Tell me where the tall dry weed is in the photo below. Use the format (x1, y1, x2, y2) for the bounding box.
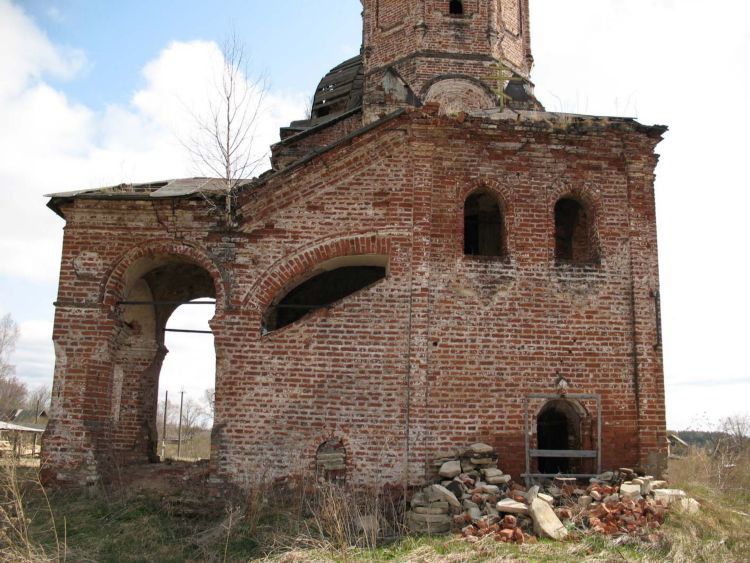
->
(0, 456, 60, 562)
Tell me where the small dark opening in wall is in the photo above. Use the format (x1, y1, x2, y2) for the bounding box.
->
(264, 265, 386, 332)
(449, 0, 464, 15)
(554, 197, 591, 262)
(316, 439, 346, 484)
(537, 407, 573, 473)
(464, 191, 503, 256)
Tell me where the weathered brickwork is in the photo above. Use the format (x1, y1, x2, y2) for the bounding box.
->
(42, 1, 667, 488)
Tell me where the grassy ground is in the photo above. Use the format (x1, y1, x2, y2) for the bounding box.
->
(1, 453, 748, 562)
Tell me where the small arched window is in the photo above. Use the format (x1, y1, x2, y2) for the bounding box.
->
(464, 191, 504, 257)
(449, 0, 464, 15)
(316, 439, 346, 484)
(554, 197, 594, 263)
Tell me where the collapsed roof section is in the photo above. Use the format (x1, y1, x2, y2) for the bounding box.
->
(46, 178, 241, 218)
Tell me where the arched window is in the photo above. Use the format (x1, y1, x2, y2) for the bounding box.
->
(449, 0, 464, 15)
(316, 439, 347, 484)
(554, 197, 594, 263)
(464, 191, 504, 257)
(263, 256, 388, 333)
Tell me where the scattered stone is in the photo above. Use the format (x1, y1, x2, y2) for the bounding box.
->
(590, 490, 602, 501)
(620, 483, 642, 498)
(468, 506, 483, 521)
(675, 497, 700, 515)
(497, 498, 529, 515)
(486, 474, 511, 485)
(426, 484, 461, 508)
(467, 443, 495, 456)
(439, 460, 461, 478)
(538, 492, 555, 506)
(414, 505, 450, 515)
(653, 489, 687, 506)
(529, 498, 568, 540)
(503, 514, 517, 528)
(578, 495, 593, 508)
(526, 485, 540, 502)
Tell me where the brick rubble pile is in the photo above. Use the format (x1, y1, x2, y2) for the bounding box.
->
(406, 444, 700, 544)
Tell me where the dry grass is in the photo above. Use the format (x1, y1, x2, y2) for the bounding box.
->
(0, 448, 748, 562)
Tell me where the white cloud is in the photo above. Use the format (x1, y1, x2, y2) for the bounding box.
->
(13, 320, 54, 388)
(0, 2, 305, 396)
(532, 0, 750, 429)
(0, 0, 84, 99)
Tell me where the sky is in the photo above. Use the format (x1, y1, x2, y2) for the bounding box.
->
(0, 0, 748, 430)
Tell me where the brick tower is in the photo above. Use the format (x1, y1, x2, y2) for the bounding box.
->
(361, 0, 539, 121)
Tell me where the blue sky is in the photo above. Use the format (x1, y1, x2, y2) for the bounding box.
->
(19, 0, 363, 109)
(1, 0, 749, 430)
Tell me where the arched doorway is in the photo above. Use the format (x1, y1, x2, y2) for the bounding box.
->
(536, 399, 585, 474)
(111, 255, 218, 465)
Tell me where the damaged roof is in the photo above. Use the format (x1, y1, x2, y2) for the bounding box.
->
(45, 178, 243, 217)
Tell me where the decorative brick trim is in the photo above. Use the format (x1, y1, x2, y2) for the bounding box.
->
(101, 240, 229, 315)
(243, 232, 394, 317)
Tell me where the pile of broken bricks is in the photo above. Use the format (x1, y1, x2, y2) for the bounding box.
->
(406, 445, 701, 544)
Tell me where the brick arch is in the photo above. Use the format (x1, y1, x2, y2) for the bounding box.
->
(459, 177, 515, 217)
(548, 180, 602, 217)
(548, 180, 602, 262)
(420, 73, 497, 102)
(302, 432, 355, 476)
(101, 240, 229, 316)
(459, 178, 514, 256)
(243, 232, 393, 316)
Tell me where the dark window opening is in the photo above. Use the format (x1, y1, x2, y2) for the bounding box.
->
(264, 265, 386, 332)
(316, 440, 347, 484)
(537, 401, 581, 474)
(554, 197, 592, 263)
(449, 0, 464, 15)
(464, 191, 504, 257)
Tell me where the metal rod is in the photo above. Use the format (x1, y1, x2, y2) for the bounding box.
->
(522, 473, 599, 479)
(161, 390, 168, 460)
(163, 329, 213, 334)
(532, 451, 589, 461)
(597, 394, 602, 474)
(177, 391, 184, 458)
(524, 396, 530, 488)
(117, 300, 216, 306)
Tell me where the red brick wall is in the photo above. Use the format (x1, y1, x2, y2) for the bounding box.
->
(361, 0, 533, 121)
(42, 110, 667, 487)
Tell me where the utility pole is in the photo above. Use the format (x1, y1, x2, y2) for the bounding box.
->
(177, 391, 184, 458)
(161, 390, 168, 460)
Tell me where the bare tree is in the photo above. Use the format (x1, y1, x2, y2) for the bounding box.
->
(180, 398, 207, 441)
(0, 314, 26, 415)
(202, 387, 215, 421)
(186, 33, 267, 225)
(719, 414, 749, 452)
(0, 313, 19, 380)
(25, 384, 51, 415)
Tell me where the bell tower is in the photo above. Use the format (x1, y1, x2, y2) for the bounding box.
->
(361, 0, 539, 122)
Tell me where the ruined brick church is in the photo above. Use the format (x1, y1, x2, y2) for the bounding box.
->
(43, 0, 667, 487)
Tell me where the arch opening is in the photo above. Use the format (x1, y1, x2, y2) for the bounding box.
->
(316, 439, 347, 484)
(449, 0, 464, 15)
(554, 197, 595, 263)
(112, 255, 217, 465)
(464, 190, 504, 257)
(263, 255, 388, 333)
(536, 399, 584, 474)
